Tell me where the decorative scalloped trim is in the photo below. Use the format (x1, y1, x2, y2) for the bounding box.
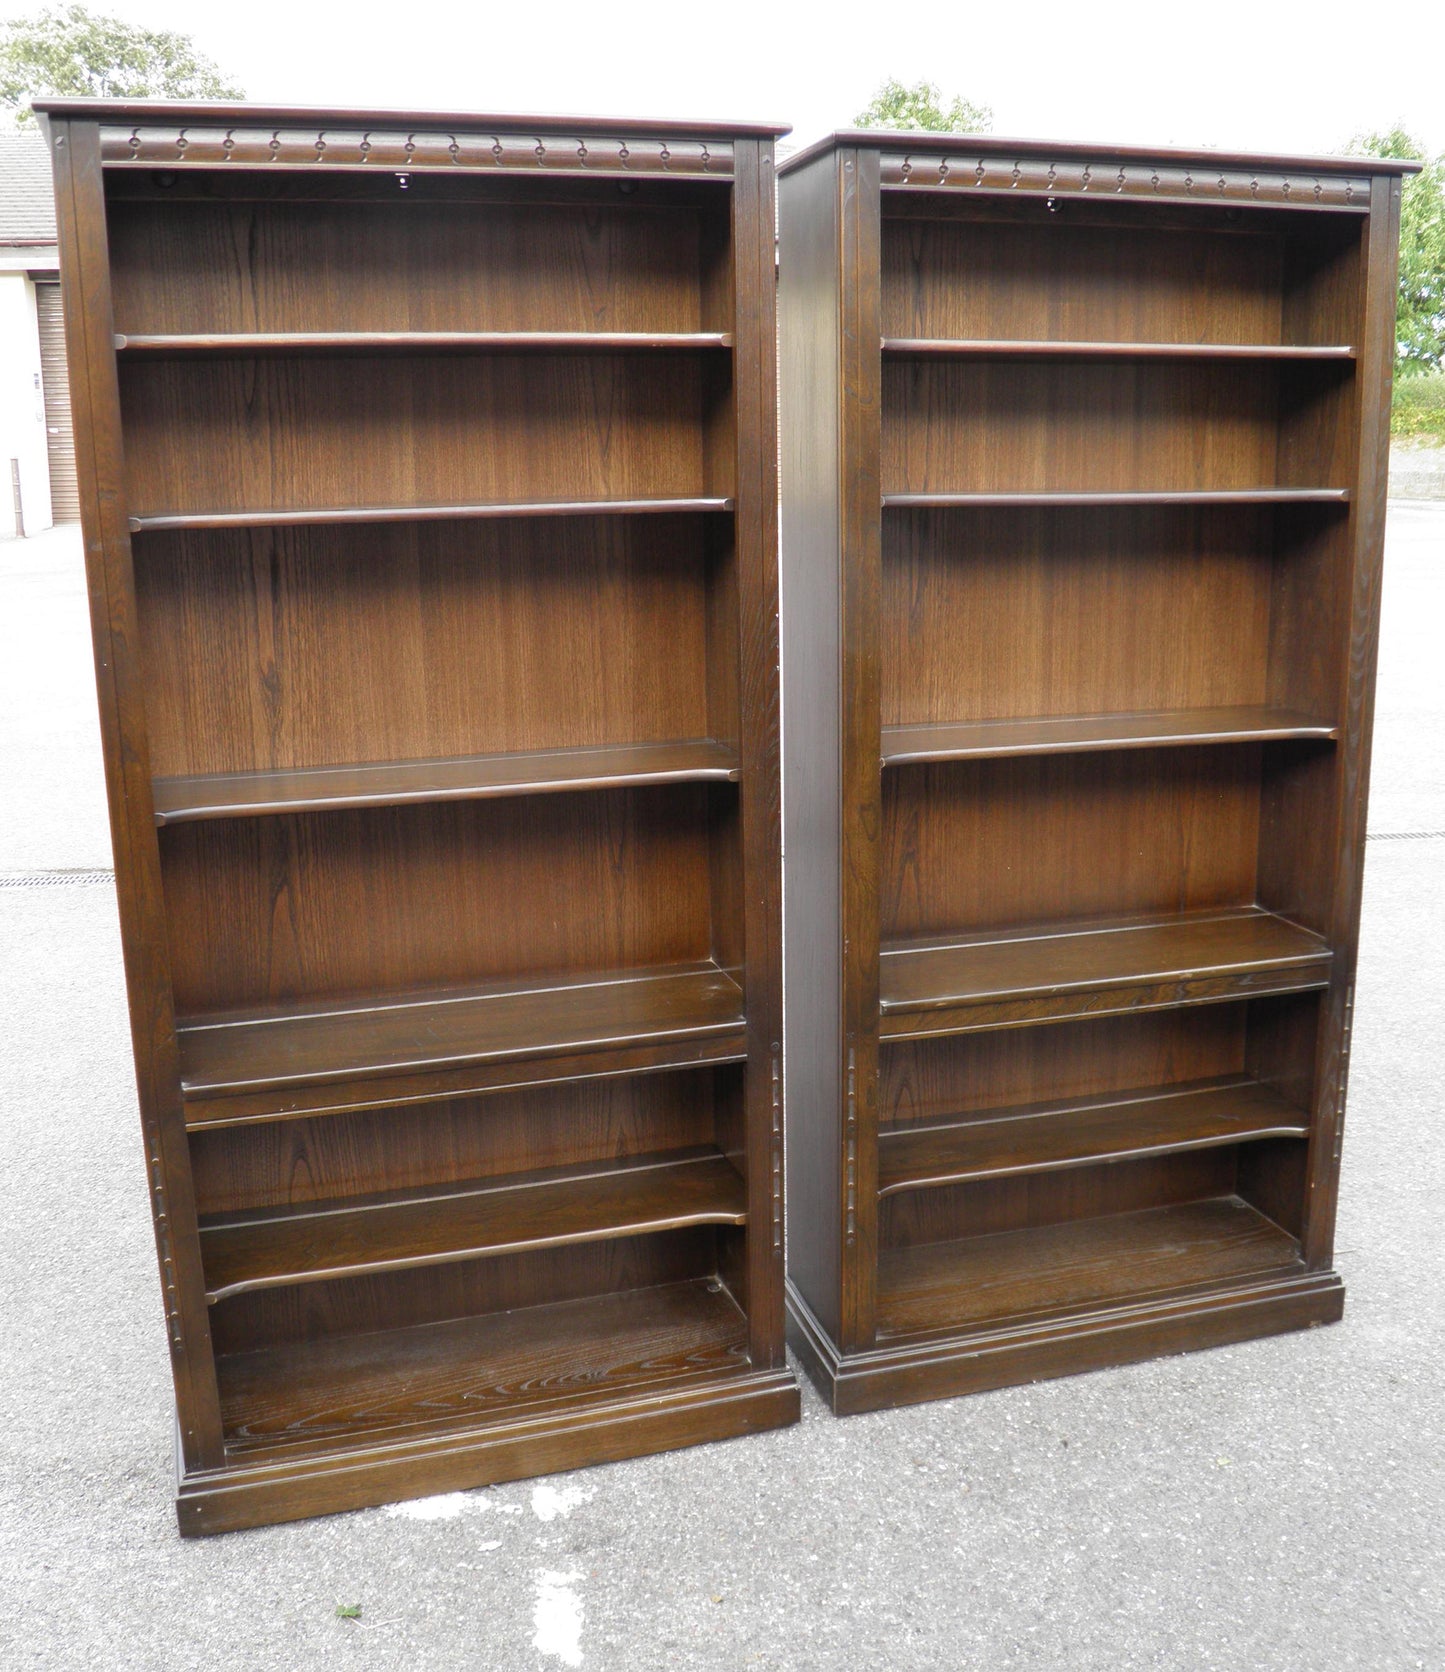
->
(881, 152, 1369, 211)
(98, 124, 729, 177)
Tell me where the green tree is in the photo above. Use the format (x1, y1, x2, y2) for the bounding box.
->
(1349, 127, 1445, 375)
(0, 3, 242, 119)
(856, 78, 991, 135)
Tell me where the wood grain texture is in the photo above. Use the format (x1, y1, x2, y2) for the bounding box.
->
(160, 787, 720, 1016)
(880, 747, 1266, 940)
(879, 1003, 1249, 1127)
(778, 146, 847, 1345)
(1299, 174, 1401, 1269)
(189, 1067, 726, 1213)
(56, 102, 792, 1526)
(882, 707, 1335, 763)
(153, 739, 739, 823)
(108, 197, 720, 337)
(218, 1278, 752, 1452)
(116, 332, 734, 356)
(791, 1267, 1342, 1417)
(878, 1074, 1308, 1192)
(881, 360, 1355, 496)
(881, 216, 1302, 345)
(881, 505, 1277, 727)
(130, 498, 733, 532)
(44, 114, 227, 1469)
(777, 134, 1395, 1409)
(881, 907, 1331, 1023)
(134, 516, 716, 779)
(177, 961, 746, 1099)
(882, 340, 1354, 361)
(882, 489, 1348, 508)
(120, 354, 724, 517)
(877, 1197, 1302, 1337)
(727, 138, 787, 1363)
(880, 1146, 1236, 1249)
(200, 1149, 747, 1300)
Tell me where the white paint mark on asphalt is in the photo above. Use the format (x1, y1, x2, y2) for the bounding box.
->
(531, 1482, 593, 1522)
(533, 1569, 584, 1666)
(384, 1491, 488, 1521)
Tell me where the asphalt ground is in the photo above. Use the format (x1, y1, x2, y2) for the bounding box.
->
(1, 510, 1440, 1671)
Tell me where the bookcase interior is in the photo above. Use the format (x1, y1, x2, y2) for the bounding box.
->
(47, 103, 793, 1529)
(779, 136, 1401, 1414)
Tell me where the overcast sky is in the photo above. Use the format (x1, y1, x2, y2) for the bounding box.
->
(80, 0, 1444, 160)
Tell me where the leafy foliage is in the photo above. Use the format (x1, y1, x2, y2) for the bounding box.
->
(1349, 128, 1445, 376)
(0, 4, 242, 118)
(855, 78, 992, 136)
(1390, 370, 1445, 441)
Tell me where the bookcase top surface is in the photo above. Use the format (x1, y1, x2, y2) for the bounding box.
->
(779, 128, 1420, 178)
(33, 97, 790, 140)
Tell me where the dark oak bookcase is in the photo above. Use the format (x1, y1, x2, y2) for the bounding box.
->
(779, 132, 1412, 1413)
(42, 98, 797, 1532)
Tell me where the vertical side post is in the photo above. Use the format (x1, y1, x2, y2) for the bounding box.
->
(46, 115, 225, 1469)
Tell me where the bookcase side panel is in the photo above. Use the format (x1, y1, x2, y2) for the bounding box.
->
(46, 116, 224, 1468)
(779, 150, 846, 1349)
(730, 140, 787, 1364)
(1299, 177, 1402, 1269)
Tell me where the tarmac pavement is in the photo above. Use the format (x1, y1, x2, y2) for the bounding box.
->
(0, 511, 1441, 1671)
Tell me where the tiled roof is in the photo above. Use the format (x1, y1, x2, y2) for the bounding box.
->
(0, 124, 57, 244)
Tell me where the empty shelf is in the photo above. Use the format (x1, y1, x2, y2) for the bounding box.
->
(880, 908, 1332, 1037)
(881, 338, 1355, 361)
(128, 496, 735, 533)
(153, 739, 740, 824)
(882, 489, 1350, 510)
(878, 1074, 1310, 1195)
(881, 707, 1337, 765)
(218, 1277, 751, 1453)
(178, 960, 747, 1106)
(115, 330, 735, 356)
(877, 1197, 1304, 1337)
(200, 1149, 747, 1301)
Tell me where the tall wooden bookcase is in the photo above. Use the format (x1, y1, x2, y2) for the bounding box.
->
(779, 133, 1412, 1413)
(42, 98, 797, 1533)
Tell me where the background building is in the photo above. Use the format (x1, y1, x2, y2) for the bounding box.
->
(1, 123, 74, 537)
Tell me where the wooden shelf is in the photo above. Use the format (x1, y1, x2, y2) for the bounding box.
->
(115, 330, 736, 357)
(200, 1148, 746, 1302)
(881, 707, 1337, 766)
(881, 489, 1350, 510)
(877, 1197, 1304, 1337)
(878, 1074, 1309, 1195)
(218, 1277, 751, 1454)
(178, 960, 747, 1106)
(153, 739, 741, 825)
(881, 338, 1355, 361)
(880, 907, 1332, 1038)
(128, 496, 735, 534)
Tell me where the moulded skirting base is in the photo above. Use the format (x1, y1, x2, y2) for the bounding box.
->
(785, 1272, 1345, 1417)
(175, 1366, 800, 1536)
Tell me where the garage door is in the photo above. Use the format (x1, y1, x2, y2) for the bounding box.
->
(35, 281, 79, 523)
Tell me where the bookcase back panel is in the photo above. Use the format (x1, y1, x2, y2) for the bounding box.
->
(209, 1226, 720, 1354)
(108, 192, 727, 336)
(882, 360, 1300, 495)
(190, 1068, 728, 1214)
(120, 354, 724, 515)
(879, 1149, 1236, 1250)
(881, 506, 1275, 725)
(134, 518, 719, 776)
(879, 1005, 1249, 1128)
(882, 217, 1288, 344)
(160, 787, 724, 1016)
(880, 747, 1263, 940)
